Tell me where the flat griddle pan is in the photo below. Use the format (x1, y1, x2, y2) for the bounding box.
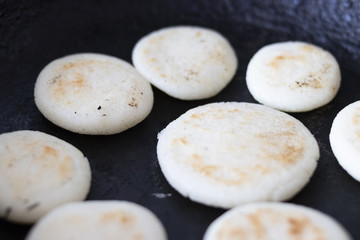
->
(0, 1, 359, 239)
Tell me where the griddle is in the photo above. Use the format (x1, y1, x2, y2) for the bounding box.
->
(0, 1, 360, 239)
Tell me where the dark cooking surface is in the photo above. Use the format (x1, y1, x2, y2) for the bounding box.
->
(1, 0, 360, 239)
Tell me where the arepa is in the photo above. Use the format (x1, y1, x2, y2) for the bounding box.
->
(157, 102, 319, 208)
(0, 130, 91, 224)
(34, 53, 153, 135)
(203, 202, 352, 240)
(246, 41, 341, 112)
(330, 100, 360, 182)
(26, 201, 167, 240)
(132, 26, 238, 100)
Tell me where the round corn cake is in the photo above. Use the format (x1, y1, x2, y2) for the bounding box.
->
(0, 130, 91, 224)
(330, 100, 360, 182)
(26, 201, 167, 240)
(157, 102, 319, 208)
(34, 53, 153, 135)
(246, 41, 341, 112)
(132, 26, 238, 100)
(204, 202, 351, 240)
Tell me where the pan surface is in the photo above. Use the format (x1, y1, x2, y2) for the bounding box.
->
(0, 0, 359, 239)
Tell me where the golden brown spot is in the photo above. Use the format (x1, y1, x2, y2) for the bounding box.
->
(149, 35, 164, 45)
(3, 141, 77, 198)
(266, 143, 304, 165)
(184, 69, 199, 81)
(192, 153, 201, 161)
(189, 69, 197, 75)
(133, 233, 144, 240)
(160, 73, 167, 78)
(120, 213, 133, 224)
(216, 209, 326, 240)
(150, 57, 157, 62)
(295, 76, 322, 89)
(51, 59, 119, 102)
(143, 49, 150, 55)
(43, 146, 58, 157)
(180, 137, 188, 145)
(100, 210, 135, 225)
(190, 154, 247, 185)
(308, 78, 322, 89)
(269, 55, 305, 69)
(250, 164, 272, 175)
(52, 78, 66, 98)
(63, 215, 86, 224)
(213, 50, 225, 61)
(190, 112, 206, 120)
(61, 60, 95, 71)
(293, 62, 331, 90)
(51, 73, 89, 101)
(287, 216, 325, 239)
(288, 217, 308, 236)
(247, 213, 266, 238)
(356, 131, 360, 140)
(256, 131, 304, 165)
(62, 62, 76, 70)
(58, 156, 74, 181)
(286, 120, 296, 127)
(353, 108, 360, 125)
(227, 108, 239, 113)
(199, 165, 220, 177)
(191, 153, 215, 176)
(256, 130, 297, 139)
(70, 73, 86, 88)
(213, 113, 226, 120)
(302, 44, 316, 53)
(182, 120, 204, 129)
(196, 31, 202, 37)
(190, 113, 198, 119)
(128, 97, 138, 108)
(217, 226, 246, 240)
(172, 136, 190, 146)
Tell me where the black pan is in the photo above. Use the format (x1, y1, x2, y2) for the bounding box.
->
(1, 1, 360, 239)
